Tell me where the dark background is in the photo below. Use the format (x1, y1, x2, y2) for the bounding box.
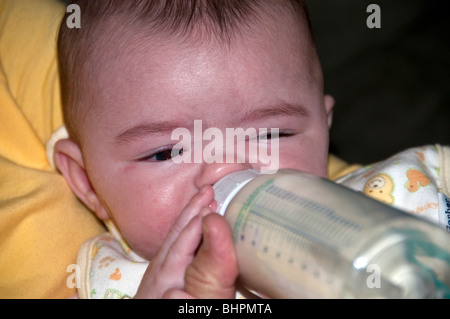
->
(60, 0, 450, 164)
(307, 0, 450, 164)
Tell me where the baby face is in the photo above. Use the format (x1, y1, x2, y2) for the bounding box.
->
(77, 17, 333, 260)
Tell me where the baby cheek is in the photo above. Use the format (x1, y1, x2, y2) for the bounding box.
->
(105, 181, 175, 259)
(118, 201, 177, 260)
(130, 184, 204, 259)
(278, 149, 328, 177)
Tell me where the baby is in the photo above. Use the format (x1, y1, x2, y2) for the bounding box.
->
(55, 0, 333, 298)
(55, 0, 450, 299)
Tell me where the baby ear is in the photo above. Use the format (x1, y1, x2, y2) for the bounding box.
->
(324, 94, 334, 128)
(53, 138, 110, 220)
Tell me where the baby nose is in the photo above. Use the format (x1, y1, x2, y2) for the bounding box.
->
(194, 162, 252, 189)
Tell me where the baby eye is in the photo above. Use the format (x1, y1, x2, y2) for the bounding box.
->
(258, 130, 293, 140)
(138, 147, 184, 162)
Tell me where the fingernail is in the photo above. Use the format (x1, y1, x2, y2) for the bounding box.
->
(208, 200, 217, 212)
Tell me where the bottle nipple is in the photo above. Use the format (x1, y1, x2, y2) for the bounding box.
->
(213, 169, 259, 216)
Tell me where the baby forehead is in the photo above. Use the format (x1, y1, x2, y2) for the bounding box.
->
(93, 17, 316, 93)
(88, 32, 320, 130)
(94, 45, 313, 116)
(83, 5, 320, 122)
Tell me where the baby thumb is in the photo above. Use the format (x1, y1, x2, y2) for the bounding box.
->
(184, 213, 239, 299)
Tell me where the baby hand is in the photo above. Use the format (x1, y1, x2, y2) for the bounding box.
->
(134, 185, 238, 299)
(182, 212, 239, 299)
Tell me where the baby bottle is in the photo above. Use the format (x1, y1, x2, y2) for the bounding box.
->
(213, 169, 450, 299)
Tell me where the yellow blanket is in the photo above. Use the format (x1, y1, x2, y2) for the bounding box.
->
(0, 0, 105, 299)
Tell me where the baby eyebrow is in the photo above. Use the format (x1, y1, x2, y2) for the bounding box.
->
(114, 121, 188, 144)
(113, 103, 308, 144)
(241, 102, 309, 122)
